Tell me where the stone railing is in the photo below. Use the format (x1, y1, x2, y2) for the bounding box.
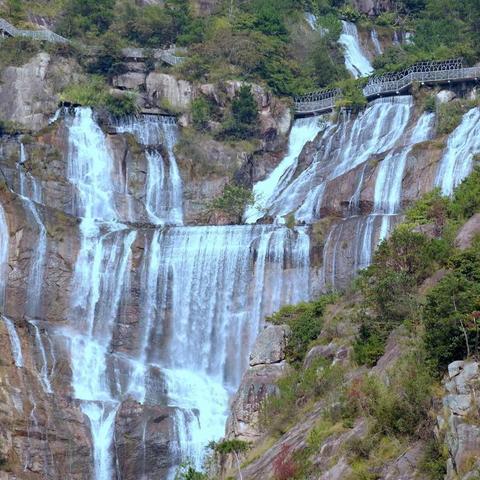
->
(295, 58, 480, 116)
(0, 17, 68, 44)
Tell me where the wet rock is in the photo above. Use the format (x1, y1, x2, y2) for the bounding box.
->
(115, 400, 182, 480)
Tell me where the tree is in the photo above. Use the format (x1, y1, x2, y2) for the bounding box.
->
(214, 439, 250, 480)
(5, 0, 23, 22)
(58, 0, 115, 37)
(218, 86, 259, 140)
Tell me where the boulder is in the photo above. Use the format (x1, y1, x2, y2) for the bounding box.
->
(115, 400, 184, 480)
(113, 72, 146, 90)
(436, 90, 457, 104)
(455, 213, 480, 250)
(249, 325, 290, 366)
(146, 73, 195, 111)
(440, 361, 480, 479)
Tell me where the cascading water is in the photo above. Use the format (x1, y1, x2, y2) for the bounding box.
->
(66, 107, 117, 221)
(61, 106, 312, 479)
(250, 97, 413, 224)
(435, 107, 480, 196)
(113, 115, 183, 225)
(3, 315, 23, 368)
(339, 20, 373, 78)
(373, 111, 435, 240)
(19, 145, 48, 319)
(65, 106, 137, 479)
(0, 202, 8, 308)
(245, 116, 325, 224)
(135, 225, 311, 472)
(371, 29, 383, 55)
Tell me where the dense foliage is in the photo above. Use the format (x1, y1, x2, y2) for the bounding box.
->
(354, 167, 480, 368)
(268, 294, 337, 364)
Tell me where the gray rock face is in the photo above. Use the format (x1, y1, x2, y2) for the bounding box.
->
(0, 53, 81, 131)
(455, 213, 480, 250)
(440, 361, 480, 480)
(303, 342, 351, 369)
(351, 0, 394, 16)
(226, 324, 291, 441)
(146, 73, 196, 111)
(249, 325, 290, 366)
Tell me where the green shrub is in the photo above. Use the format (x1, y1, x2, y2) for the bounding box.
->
(191, 98, 211, 132)
(437, 100, 477, 135)
(0, 37, 40, 67)
(335, 79, 367, 113)
(423, 242, 480, 370)
(218, 85, 259, 140)
(448, 166, 480, 221)
(419, 438, 448, 479)
(268, 294, 337, 364)
(209, 184, 254, 223)
(347, 352, 433, 436)
(60, 76, 138, 116)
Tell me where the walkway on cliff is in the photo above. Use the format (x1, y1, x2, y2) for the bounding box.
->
(0, 17, 184, 66)
(295, 58, 480, 116)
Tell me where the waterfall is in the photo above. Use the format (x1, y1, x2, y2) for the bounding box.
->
(371, 29, 383, 55)
(113, 115, 183, 225)
(435, 107, 480, 196)
(305, 12, 317, 30)
(3, 316, 23, 368)
(66, 107, 136, 479)
(245, 116, 324, 224)
(249, 97, 413, 224)
(29, 321, 53, 393)
(338, 20, 373, 78)
(59, 107, 313, 477)
(0, 202, 8, 309)
(135, 225, 310, 470)
(66, 107, 117, 221)
(374, 112, 435, 240)
(19, 143, 42, 203)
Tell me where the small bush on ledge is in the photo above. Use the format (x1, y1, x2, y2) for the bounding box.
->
(60, 75, 138, 117)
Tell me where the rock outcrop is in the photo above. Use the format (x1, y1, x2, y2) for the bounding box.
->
(0, 53, 81, 131)
(226, 325, 291, 442)
(439, 361, 480, 480)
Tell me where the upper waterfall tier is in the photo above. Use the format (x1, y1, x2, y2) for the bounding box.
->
(113, 115, 183, 225)
(339, 20, 373, 78)
(247, 96, 414, 225)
